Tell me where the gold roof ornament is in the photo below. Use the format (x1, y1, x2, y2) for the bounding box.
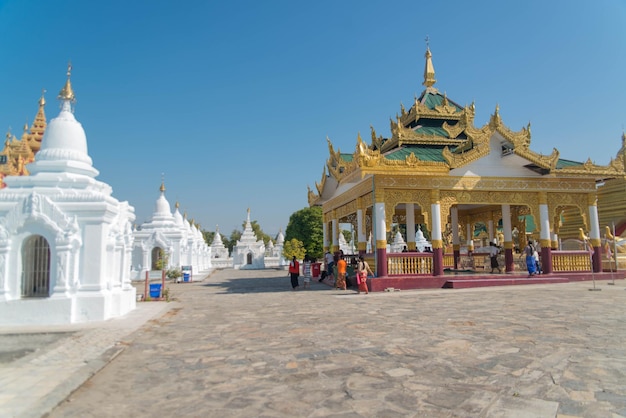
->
(159, 182, 165, 192)
(58, 62, 76, 103)
(175, 201, 179, 209)
(423, 44, 436, 88)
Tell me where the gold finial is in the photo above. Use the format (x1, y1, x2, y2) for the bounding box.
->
(39, 89, 46, 107)
(423, 38, 436, 88)
(58, 62, 76, 102)
(23, 123, 29, 133)
(159, 173, 165, 192)
(175, 201, 179, 209)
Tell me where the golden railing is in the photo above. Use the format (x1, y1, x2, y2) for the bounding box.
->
(551, 251, 592, 272)
(387, 253, 433, 275)
(443, 253, 455, 269)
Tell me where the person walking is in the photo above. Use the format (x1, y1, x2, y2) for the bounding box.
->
(356, 255, 374, 294)
(336, 254, 347, 290)
(522, 241, 537, 277)
(489, 242, 501, 273)
(288, 256, 300, 290)
(324, 251, 334, 282)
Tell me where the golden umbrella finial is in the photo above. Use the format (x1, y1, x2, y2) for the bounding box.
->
(58, 61, 75, 103)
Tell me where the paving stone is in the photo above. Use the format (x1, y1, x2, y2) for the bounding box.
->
(2, 269, 626, 417)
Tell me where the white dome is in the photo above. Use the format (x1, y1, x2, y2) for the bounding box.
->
(29, 101, 97, 177)
(154, 194, 171, 215)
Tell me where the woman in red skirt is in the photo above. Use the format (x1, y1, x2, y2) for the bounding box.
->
(356, 255, 374, 294)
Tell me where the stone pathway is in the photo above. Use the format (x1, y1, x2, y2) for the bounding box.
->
(4, 269, 626, 417)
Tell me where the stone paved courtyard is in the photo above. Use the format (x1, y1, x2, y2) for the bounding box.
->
(9, 268, 626, 417)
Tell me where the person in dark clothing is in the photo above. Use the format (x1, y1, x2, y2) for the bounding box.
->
(288, 256, 300, 290)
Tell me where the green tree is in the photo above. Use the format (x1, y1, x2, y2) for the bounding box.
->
(282, 238, 306, 261)
(202, 230, 215, 245)
(225, 229, 242, 253)
(285, 206, 323, 260)
(341, 229, 353, 244)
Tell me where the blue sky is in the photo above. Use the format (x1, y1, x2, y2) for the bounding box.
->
(0, 0, 625, 236)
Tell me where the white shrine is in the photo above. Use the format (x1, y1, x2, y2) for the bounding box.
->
(390, 230, 407, 253)
(232, 209, 266, 269)
(0, 68, 136, 325)
(132, 183, 211, 279)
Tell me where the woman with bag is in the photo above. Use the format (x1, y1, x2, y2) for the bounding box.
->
(356, 255, 373, 294)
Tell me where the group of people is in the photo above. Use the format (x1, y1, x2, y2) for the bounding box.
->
(289, 252, 373, 294)
(488, 240, 542, 277)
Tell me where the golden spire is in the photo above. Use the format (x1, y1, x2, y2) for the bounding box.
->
(423, 37, 436, 88)
(160, 182, 165, 192)
(175, 201, 179, 209)
(58, 62, 75, 102)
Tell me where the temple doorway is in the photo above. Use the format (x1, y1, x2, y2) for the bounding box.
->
(21, 235, 51, 298)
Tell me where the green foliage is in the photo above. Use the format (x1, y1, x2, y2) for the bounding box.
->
(341, 229, 353, 244)
(225, 229, 242, 253)
(155, 248, 168, 270)
(202, 230, 215, 245)
(282, 238, 306, 261)
(285, 206, 323, 260)
(166, 267, 182, 280)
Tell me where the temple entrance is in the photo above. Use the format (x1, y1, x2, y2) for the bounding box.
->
(151, 247, 164, 270)
(246, 252, 253, 265)
(21, 235, 51, 298)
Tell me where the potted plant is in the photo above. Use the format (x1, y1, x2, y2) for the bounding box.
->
(166, 267, 183, 283)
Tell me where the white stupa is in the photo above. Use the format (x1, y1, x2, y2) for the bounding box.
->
(132, 186, 211, 278)
(232, 209, 265, 269)
(390, 230, 407, 253)
(210, 225, 229, 259)
(415, 226, 432, 252)
(0, 66, 136, 325)
(132, 182, 182, 274)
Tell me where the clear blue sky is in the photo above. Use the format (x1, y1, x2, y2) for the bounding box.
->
(1, 0, 625, 236)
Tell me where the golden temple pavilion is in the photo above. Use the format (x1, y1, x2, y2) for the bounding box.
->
(0, 92, 47, 186)
(308, 46, 626, 290)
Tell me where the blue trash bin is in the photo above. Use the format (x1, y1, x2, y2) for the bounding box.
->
(149, 283, 162, 298)
(183, 273, 190, 282)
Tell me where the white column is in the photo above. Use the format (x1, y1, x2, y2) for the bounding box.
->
(431, 202, 442, 242)
(375, 203, 386, 244)
(331, 218, 338, 252)
(589, 204, 600, 242)
(502, 205, 512, 243)
(357, 208, 366, 248)
(406, 203, 415, 250)
(539, 203, 551, 243)
(451, 207, 459, 246)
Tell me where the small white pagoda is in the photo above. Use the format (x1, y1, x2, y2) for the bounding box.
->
(0, 67, 136, 325)
(232, 209, 265, 269)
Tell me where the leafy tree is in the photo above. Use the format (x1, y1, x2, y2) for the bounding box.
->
(202, 230, 215, 245)
(155, 248, 168, 270)
(282, 238, 306, 261)
(285, 206, 323, 260)
(225, 229, 242, 253)
(341, 229, 353, 244)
